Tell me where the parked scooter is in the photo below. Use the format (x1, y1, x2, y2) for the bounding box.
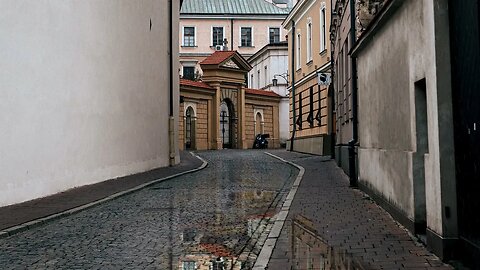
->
(253, 134, 269, 149)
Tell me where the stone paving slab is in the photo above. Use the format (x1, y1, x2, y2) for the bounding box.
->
(265, 150, 453, 270)
(0, 151, 203, 232)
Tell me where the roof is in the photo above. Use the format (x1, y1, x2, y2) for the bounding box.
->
(200, 51, 236, 65)
(282, 0, 313, 28)
(180, 79, 214, 90)
(245, 88, 281, 97)
(181, 0, 290, 15)
(248, 41, 288, 62)
(200, 51, 253, 71)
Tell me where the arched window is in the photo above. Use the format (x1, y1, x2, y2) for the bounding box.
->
(255, 113, 262, 135)
(185, 106, 195, 149)
(254, 109, 264, 136)
(220, 102, 230, 147)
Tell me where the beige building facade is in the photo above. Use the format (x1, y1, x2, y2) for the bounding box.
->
(0, 0, 180, 207)
(179, 51, 282, 151)
(283, 0, 333, 155)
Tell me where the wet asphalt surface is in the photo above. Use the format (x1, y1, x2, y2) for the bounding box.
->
(0, 150, 297, 269)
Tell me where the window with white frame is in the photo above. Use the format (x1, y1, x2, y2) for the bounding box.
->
(212, 26, 224, 46)
(296, 33, 301, 70)
(320, 4, 327, 52)
(269, 27, 280, 44)
(307, 19, 313, 62)
(241, 27, 253, 47)
(183, 26, 195, 47)
(250, 74, 254, 88)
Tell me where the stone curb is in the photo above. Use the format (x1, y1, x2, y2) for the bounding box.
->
(0, 152, 208, 239)
(253, 152, 305, 270)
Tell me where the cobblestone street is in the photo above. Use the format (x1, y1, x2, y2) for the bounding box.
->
(0, 150, 297, 269)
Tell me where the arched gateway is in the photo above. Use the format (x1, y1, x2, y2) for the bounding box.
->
(179, 51, 281, 150)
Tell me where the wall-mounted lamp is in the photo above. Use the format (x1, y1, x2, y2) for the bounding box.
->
(272, 73, 289, 86)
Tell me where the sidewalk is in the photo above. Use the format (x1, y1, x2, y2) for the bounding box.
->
(266, 150, 453, 270)
(0, 151, 203, 232)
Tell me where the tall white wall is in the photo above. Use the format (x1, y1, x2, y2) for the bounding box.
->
(248, 47, 289, 144)
(357, 0, 455, 236)
(0, 0, 179, 206)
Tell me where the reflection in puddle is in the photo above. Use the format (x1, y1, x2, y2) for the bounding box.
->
(169, 189, 282, 269)
(292, 216, 368, 270)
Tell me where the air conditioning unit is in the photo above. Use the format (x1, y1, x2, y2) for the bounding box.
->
(317, 72, 331, 85)
(215, 45, 224, 51)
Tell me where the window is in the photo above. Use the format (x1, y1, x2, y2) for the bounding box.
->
(320, 5, 327, 52)
(296, 91, 303, 129)
(183, 66, 195, 80)
(316, 85, 322, 125)
(241, 27, 252, 47)
(269, 27, 280, 44)
(182, 261, 196, 270)
(185, 106, 194, 149)
(257, 70, 261, 89)
(345, 37, 349, 81)
(264, 66, 268, 88)
(307, 20, 313, 62)
(296, 33, 301, 70)
(250, 74, 254, 88)
(212, 27, 224, 46)
(255, 111, 264, 135)
(307, 87, 314, 127)
(344, 41, 349, 118)
(183, 27, 195, 47)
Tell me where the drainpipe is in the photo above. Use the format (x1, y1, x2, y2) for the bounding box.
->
(329, 0, 336, 159)
(168, 0, 175, 166)
(289, 20, 296, 151)
(230, 19, 234, 50)
(348, 0, 359, 186)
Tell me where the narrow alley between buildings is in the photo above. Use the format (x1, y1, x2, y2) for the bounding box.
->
(0, 150, 453, 270)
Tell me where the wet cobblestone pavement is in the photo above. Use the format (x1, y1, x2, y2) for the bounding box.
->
(0, 150, 297, 269)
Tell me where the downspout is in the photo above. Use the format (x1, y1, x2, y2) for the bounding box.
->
(230, 19, 234, 50)
(168, 0, 175, 166)
(348, 0, 359, 186)
(289, 20, 296, 151)
(330, 0, 336, 159)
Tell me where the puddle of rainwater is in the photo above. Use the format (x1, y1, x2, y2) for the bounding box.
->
(291, 215, 369, 270)
(166, 190, 284, 270)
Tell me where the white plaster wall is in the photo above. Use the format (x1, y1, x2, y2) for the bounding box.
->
(248, 48, 289, 143)
(0, 0, 179, 206)
(357, 0, 444, 233)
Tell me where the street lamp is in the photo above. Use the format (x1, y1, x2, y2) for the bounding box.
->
(272, 73, 289, 86)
